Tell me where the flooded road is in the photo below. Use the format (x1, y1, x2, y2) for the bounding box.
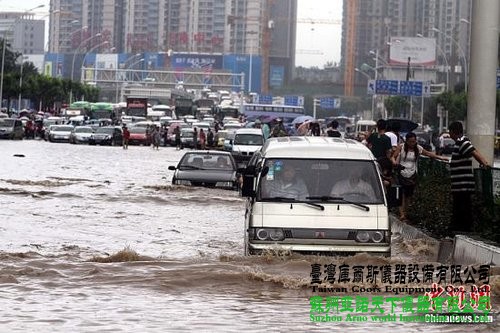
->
(0, 140, 497, 332)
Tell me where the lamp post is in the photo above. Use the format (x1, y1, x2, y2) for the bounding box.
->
(417, 33, 449, 91)
(17, 55, 28, 111)
(0, 4, 44, 111)
(126, 58, 144, 81)
(80, 41, 110, 83)
(70, 33, 102, 103)
(431, 27, 468, 92)
(356, 67, 376, 120)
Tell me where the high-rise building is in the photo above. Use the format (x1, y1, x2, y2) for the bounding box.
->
(48, 0, 297, 89)
(342, 0, 472, 95)
(0, 12, 45, 54)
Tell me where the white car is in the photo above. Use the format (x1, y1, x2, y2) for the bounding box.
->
(70, 126, 94, 144)
(48, 125, 74, 143)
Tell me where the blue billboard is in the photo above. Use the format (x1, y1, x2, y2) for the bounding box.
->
(269, 65, 284, 88)
(223, 54, 262, 93)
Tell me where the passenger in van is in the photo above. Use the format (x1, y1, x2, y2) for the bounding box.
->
(216, 156, 231, 169)
(263, 163, 309, 200)
(330, 166, 375, 199)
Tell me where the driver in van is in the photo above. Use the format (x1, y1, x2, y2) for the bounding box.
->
(263, 163, 309, 200)
(330, 166, 375, 199)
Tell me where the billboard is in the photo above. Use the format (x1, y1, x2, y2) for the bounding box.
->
(389, 37, 436, 66)
(269, 65, 284, 88)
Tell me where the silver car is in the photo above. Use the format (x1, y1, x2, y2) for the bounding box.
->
(70, 126, 94, 144)
(48, 125, 74, 143)
(168, 151, 238, 189)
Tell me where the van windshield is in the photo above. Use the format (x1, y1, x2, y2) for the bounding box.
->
(259, 159, 384, 204)
(234, 134, 263, 145)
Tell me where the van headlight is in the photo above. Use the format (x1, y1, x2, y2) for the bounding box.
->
(253, 228, 285, 241)
(372, 231, 384, 243)
(355, 231, 371, 243)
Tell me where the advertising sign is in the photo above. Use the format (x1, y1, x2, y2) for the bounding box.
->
(389, 37, 436, 66)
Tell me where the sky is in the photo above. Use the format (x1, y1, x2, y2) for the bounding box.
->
(4, 0, 342, 68)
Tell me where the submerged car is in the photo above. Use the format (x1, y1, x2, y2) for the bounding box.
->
(128, 126, 151, 146)
(0, 118, 24, 139)
(168, 151, 238, 189)
(89, 126, 123, 146)
(70, 126, 94, 144)
(48, 125, 74, 143)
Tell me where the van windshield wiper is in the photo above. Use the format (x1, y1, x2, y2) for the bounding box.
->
(261, 197, 325, 211)
(306, 196, 370, 212)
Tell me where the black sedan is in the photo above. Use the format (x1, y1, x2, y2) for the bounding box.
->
(89, 126, 123, 146)
(168, 151, 238, 189)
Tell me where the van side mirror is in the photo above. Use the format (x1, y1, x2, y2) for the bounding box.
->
(168, 165, 176, 171)
(387, 184, 402, 208)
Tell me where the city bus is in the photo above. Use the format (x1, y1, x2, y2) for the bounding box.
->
(90, 102, 115, 120)
(242, 103, 305, 124)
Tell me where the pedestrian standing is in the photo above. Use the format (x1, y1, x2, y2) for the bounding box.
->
(366, 119, 392, 159)
(199, 128, 206, 150)
(448, 121, 489, 234)
(207, 128, 214, 147)
(122, 126, 130, 149)
(174, 126, 181, 150)
(193, 127, 198, 149)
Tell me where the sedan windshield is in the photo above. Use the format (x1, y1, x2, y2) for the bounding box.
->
(179, 154, 234, 171)
(75, 127, 93, 133)
(259, 159, 384, 204)
(95, 127, 114, 134)
(52, 126, 74, 132)
(130, 127, 147, 134)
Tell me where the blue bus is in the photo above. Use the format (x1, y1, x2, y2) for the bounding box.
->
(242, 103, 305, 123)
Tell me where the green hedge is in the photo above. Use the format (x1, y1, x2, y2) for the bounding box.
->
(406, 159, 500, 244)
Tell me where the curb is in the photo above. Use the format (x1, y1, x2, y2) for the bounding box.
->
(390, 215, 500, 265)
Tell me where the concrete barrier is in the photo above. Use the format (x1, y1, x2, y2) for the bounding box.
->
(390, 215, 500, 265)
(453, 235, 500, 265)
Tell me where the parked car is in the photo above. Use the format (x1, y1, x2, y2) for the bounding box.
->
(0, 118, 24, 139)
(168, 150, 238, 189)
(70, 126, 94, 144)
(128, 126, 151, 146)
(48, 125, 74, 143)
(89, 126, 123, 146)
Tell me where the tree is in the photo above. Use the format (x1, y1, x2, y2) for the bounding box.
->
(384, 96, 410, 118)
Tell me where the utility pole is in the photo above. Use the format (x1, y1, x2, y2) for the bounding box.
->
(467, 0, 499, 165)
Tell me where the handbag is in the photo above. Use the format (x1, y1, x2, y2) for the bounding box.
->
(398, 172, 417, 186)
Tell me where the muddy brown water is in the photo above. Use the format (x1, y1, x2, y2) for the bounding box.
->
(0, 140, 497, 332)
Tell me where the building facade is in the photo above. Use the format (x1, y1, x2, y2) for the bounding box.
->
(47, 0, 296, 91)
(341, 0, 472, 94)
(0, 12, 45, 54)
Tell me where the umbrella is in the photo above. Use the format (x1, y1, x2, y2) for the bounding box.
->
(291, 115, 314, 125)
(386, 118, 419, 133)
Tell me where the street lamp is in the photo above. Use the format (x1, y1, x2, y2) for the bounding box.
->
(417, 33, 449, 91)
(355, 67, 376, 119)
(0, 4, 45, 111)
(80, 41, 110, 83)
(126, 58, 144, 81)
(431, 27, 468, 92)
(17, 55, 28, 111)
(70, 33, 102, 103)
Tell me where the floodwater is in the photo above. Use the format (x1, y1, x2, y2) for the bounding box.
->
(0, 140, 498, 332)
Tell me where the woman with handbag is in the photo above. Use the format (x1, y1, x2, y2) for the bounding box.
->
(392, 132, 449, 222)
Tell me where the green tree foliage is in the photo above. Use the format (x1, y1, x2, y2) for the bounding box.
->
(384, 96, 410, 118)
(1, 41, 99, 110)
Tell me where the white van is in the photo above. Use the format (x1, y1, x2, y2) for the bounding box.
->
(231, 128, 265, 167)
(240, 136, 400, 256)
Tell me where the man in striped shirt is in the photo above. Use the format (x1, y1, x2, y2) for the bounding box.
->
(448, 121, 489, 234)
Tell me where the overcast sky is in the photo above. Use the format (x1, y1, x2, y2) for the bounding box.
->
(6, 0, 343, 68)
